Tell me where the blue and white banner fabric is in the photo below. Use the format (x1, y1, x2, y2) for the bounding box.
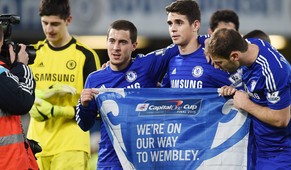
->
(95, 88, 250, 170)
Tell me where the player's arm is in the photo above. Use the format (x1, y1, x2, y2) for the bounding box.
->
(0, 67, 35, 115)
(233, 90, 290, 127)
(161, 73, 171, 88)
(141, 44, 179, 82)
(76, 88, 99, 131)
(0, 44, 35, 115)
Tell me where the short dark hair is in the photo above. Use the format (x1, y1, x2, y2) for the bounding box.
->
(165, 0, 201, 24)
(39, 0, 71, 20)
(243, 29, 271, 43)
(208, 28, 248, 59)
(209, 9, 239, 32)
(107, 20, 137, 43)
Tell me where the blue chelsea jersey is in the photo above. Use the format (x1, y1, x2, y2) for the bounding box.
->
(162, 43, 239, 88)
(243, 38, 291, 157)
(77, 44, 179, 168)
(243, 38, 290, 110)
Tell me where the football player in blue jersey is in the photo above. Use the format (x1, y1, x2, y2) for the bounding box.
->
(207, 28, 291, 169)
(243, 29, 271, 43)
(76, 20, 179, 169)
(162, 1, 241, 89)
(208, 9, 239, 34)
(198, 9, 240, 62)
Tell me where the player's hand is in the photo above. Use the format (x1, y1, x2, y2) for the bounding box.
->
(9, 44, 29, 65)
(80, 88, 99, 107)
(30, 97, 75, 121)
(233, 90, 250, 110)
(29, 97, 53, 121)
(218, 85, 237, 96)
(100, 61, 110, 70)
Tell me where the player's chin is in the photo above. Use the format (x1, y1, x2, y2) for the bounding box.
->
(171, 38, 179, 44)
(46, 36, 57, 42)
(110, 60, 122, 66)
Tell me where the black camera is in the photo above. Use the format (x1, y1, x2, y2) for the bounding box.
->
(0, 14, 36, 65)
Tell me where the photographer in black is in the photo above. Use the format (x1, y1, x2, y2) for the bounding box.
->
(0, 23, 39, 169)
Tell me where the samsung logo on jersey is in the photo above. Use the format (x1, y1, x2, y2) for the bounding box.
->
(34, 73, 75, 82)
(171, 79, 203, 88)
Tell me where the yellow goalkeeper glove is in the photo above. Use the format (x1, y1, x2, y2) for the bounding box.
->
(35, 84, 76, 100)
(30, 97, 75, 122)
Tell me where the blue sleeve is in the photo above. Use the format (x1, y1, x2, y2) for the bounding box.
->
(76, 99, 98, 131)
(265, 62, 291, 110)
(161, 73, 171, 88)
(139, 44, 179, 83)
(197, 34, 210, 46)
(76, 75, 99, 131)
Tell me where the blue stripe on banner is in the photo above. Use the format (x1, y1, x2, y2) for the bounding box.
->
(95, 88, 250, 170)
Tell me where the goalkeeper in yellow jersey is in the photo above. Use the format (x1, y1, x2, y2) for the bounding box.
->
(27, 0, 101, 169)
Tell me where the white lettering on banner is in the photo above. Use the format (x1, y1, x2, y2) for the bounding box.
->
(157, 136, 178, 147)
(136, 138, 155, 149)
(150, 150, 199, 162)
(137, 150, 200, 163)
(136, 152, 148, 163)
(167, 123, 181, 134)
(136, 123, 186, 163)
(136, 123, 165, 135)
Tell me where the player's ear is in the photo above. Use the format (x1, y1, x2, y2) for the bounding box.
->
(230, 51, 239, 61)
(192, 20, 200, 32)
(66, 15, 72, 25)
(207, 28, 213, 35)
(132, 42, 138, 51)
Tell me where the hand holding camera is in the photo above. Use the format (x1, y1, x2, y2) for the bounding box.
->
(9, 43, 29, 65)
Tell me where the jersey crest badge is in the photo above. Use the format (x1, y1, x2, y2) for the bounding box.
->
(125, 71, 137, 82)
(66, 60, 77, 70)
(192, 66, 203, 78)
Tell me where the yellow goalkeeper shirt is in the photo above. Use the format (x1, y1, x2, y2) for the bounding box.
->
(27, 37, 100, 156)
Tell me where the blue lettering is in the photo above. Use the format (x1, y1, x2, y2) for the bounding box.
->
(109, 0, 174, 15)
(198, 0, 282, 16)
(0, 1, 18, 14)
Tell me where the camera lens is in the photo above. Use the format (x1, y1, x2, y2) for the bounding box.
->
(26, 45, 36, 64)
